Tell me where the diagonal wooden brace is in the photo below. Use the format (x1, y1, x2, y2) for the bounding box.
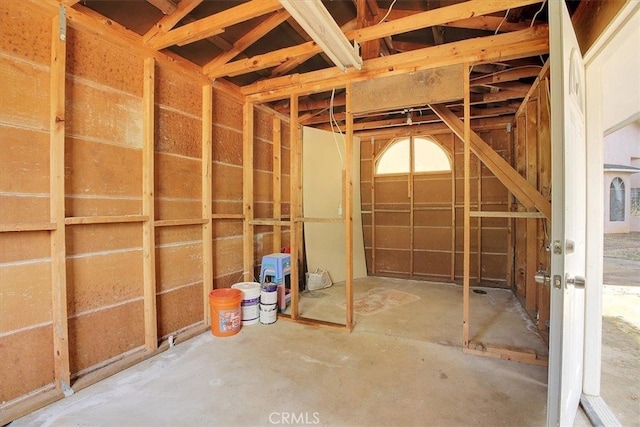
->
(430, 104, 551, 219)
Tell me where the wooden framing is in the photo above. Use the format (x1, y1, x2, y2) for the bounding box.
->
(49, 6, 71, 392)
(242, 101, 255, 281)
(142, 57, 158, 352)
(345, 84, 354, 330)
(462, 63, 471, 348)
(272, 117, 282, 253)
(289, 95, 300, 319)
(202, 84, 213, 324)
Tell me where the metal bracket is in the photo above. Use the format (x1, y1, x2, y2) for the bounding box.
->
(553, 275, 562, 289)
(58, 5, 67, 42)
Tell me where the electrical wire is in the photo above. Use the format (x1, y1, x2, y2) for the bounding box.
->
(495, 8, 510, 34)
(329, 88, 345, 167)
(377, 0, 398, 25)
(530, 0, 547, 27)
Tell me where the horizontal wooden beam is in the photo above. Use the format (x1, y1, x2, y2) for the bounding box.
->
(143, 0, 203, 44)
(355, 116, 512, 139)
(430, 104, 551, 219)
(0, 223, 57, 232)
(470, 211, 546, 218)
(148, 0, 282, 50)
(211, 213, 245, 220)
(146, 0, 177, 15)
(154, 218, 208, 227)
(244, 25, 548, 102)
(64, 215, 149, 225)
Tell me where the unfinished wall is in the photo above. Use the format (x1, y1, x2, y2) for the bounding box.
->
(512, 69, 551, 331)
(360, 130, 510, 286)
(0, 1, 288, 418)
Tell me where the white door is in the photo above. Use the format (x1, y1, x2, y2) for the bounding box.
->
(547, 1, 587, 426)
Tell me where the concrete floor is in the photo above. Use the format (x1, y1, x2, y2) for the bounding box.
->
(14, 278, 552, 427)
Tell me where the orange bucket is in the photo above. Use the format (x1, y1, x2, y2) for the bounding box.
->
(209, 288, 243, 337)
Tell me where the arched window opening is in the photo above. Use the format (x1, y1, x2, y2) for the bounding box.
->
(375, 137, 451, 175)
(610, 177, 625, 222)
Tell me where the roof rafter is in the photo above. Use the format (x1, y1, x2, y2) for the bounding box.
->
(147, 0, 283, 50)
(243, 24, 549, 102)
(143, 0, 203, 45)
(202, 10, 290, 76)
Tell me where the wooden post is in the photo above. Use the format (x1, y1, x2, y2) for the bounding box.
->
(525, 96, 538, 311)
(202, 84, 213, 323)
(142, 57, 157, 351)
(243, 102, 255, 281)
(49, 7, 71, 392)
(289, 95, 300, 319)
(371, 137, 376, 275)
(477, 156, 482, 282)
(462, 63, 471, 347)
(450, 134, 456, 281)
(345, 84, 354, 330)
(273, 117, 282, 253)
(409, 136, 415, 279)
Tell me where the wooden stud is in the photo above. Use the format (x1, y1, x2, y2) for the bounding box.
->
(477, 155, 482, 282)
(409, 137, 415, 279)
(0, 223, 57, 232)
(345, 83, 354, 330)
(462, 63, 471, 348)
(371, 137, 376, 276)
(154, 218, 208, 227)
(64, 215, 148, 225)
(49, 8, 71, 393)
(243, 102, 255, 281)
(450, 133, 456, 282)
(273, 117, 282, 253)
(470, 211, 545, 219)
(525, 97, 538, 311)
(289, 94, 300, 319)
(142, 57, 157, 352)
(506, 126, 515, 288)
(202, 84, 213, 323)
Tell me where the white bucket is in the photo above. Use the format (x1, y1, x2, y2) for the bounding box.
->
(231, 282, 261, 325)
(259, 303, 277, 325)
(261, 283, 278, 305)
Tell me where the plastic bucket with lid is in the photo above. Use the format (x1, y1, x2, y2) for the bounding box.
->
(209, 288, 242, 337)
(231, 282, 261, 325)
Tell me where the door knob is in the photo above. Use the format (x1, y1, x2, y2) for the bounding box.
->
(566, 275, 585, 289)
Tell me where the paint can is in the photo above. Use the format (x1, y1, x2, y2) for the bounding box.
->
(260, 303, 277, 325)
(231, 282, 261, 325)
(209, 289, 242, 337)
(260, 283, 278, 305)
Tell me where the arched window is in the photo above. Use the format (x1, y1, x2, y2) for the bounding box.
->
(610, 177, 625, 222)
(375, 137, 451, 175)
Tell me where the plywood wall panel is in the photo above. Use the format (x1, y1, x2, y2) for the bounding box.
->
(375, 249, 411, 273)
(481, 228, 508, 253)
(66, 81, 142, 148)
(212, 126, 243, 166)
(66, 28, 142, 97)
(0, 231, 50, 263)
(0, 325, 54, 403)
(375, 179, 409, 204)
(0, 261, 51, 333)
(155, 242, 203, 292)
(375, 212, 410, 226)
(212, 92, 242, 129)
(480, 253, 508, 281)
(66, 197, 142, 218)
(66, 224, 142, 256)
(68, 301, 144, 374)
(212, 163, 243, 202)
(413, 251, 451, 276)
(413, 210, 451, 227)
(66, 250, 143, 316)
(66, 137, 142, 199)
(254, 139, 273, 173)
(0, 195, 49, 224)
(414, 227, 452, 251)
(255, 109, 275, 142)
(254, 170, 273, 202)
(156, 108, 202, 159)
(156, 66, 201, 116)
(413, 177, 452, 203)
(375, 226, 410, 249)
(157, 283, 203, 338)
(0, 126, 49, 194)
(156, 225, 201, 245)
(211, 236, 243, 279)
(212, 220, 243, 239)
(0, 56, 50, 130)
(155, 153, 201, 200)
(0, 1, 50, 65)
(211, 200, 243, 215)
(481, 176, 509, 202)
